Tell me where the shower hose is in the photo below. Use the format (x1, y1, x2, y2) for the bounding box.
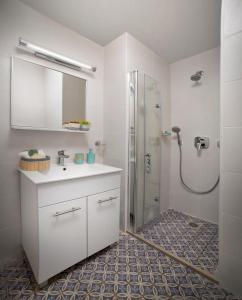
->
(178, 143, 220, 194)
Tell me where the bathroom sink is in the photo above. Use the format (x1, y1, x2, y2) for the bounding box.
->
(19, 163, 122, 184)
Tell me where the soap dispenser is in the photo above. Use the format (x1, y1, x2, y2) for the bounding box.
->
(87, 148, 95, 164)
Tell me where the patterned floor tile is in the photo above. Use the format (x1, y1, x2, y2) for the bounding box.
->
(0, 233, 241, 299)
(139, 209, 219, 273)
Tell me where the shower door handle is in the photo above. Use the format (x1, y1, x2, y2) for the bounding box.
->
(145, 153, 151, 174)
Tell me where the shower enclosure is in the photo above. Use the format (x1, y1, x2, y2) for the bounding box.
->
(128, 71, 161, 232)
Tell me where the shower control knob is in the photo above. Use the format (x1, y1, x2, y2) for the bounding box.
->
(194, 137, 209, 154)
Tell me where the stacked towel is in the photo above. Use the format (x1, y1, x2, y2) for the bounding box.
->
(19, 149, 46, 160)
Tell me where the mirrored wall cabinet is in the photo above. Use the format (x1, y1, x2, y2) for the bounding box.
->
(11, 57, 88, 132)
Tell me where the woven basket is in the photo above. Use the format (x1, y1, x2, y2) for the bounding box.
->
(19, 156, 50, 171)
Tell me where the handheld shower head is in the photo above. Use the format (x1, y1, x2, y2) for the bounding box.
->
(172, 126, 182, 145)
(172, 126, 181, 133)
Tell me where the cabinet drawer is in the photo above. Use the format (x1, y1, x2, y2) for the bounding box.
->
(38, 173, 120, 207)
(38, 197, 87, 283)
(88, 189, 120, 256)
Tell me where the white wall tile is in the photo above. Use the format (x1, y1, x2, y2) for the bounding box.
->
(0, 57, 11, 92)
(169, 48, 220, 223)
(223, 32, 242, 82)
(221, 127, 242, 173)
(223, 0, 242, 37)
(0, 227, 20, 259)
(222, 80, 242, 127)
(103, 34, 127, 229)
(219, 1, 242, 295)
(221, 172, 242, 218)
(221, 212, 242, 258)
(218, 250, 242, 296)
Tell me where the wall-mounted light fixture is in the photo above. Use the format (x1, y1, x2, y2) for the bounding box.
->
(18, 38, 97, 73)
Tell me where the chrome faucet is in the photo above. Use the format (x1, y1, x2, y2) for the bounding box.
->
(57, 150, 69, 166)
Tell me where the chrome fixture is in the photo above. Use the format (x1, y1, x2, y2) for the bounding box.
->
(18, 38, 97, 73)
(98, 196, 118, 204)
(95, 140, 106, 146)
(190, 70, 204, 82)
(172, 126, 219, 194)
(144, 153, 151, 174)
(53, 207, 82, 217)
(194, 136, 209, 154)
(172, 126, 182, 145)
(57, 150, 69, 166)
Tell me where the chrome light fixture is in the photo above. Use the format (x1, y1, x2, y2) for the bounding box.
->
(18, 38, 97, 73)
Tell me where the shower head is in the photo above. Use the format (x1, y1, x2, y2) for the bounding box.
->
(172, 126, 182, 145)
(172, 126, 181, 133)
(191, 71, 204, 82)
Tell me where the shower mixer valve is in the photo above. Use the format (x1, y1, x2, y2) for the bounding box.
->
(194, 137, 209, 154)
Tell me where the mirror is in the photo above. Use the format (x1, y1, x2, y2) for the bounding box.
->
(11, 57, 87, 131)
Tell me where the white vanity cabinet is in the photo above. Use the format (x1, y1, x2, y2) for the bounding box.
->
(20, 164, 121, 284)
(88, 189, 120, 256)
(39, 197, 87, 283)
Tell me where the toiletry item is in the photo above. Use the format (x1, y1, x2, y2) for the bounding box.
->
(74, 153, 84, 164)
(87, 149, 95, 164)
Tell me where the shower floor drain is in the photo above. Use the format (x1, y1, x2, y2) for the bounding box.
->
(188, 222, 199, 228)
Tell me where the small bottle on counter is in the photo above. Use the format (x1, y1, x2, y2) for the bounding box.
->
(87, 149, 95, 164)
(74, 153, 84, 164)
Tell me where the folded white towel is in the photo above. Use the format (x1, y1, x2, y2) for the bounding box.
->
(19, 151, 31, 159)
(19, 149, 46, 159)
(31, 150, 46, 159)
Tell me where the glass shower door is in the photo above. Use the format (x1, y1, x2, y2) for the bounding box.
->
(128, 71, 161, 232)
(128, 71, 145, 232)
(143, 75, 161, 225)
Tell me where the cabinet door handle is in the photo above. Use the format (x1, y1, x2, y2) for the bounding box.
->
(97, 196, 118, 204)
(53, 207, 82, 217)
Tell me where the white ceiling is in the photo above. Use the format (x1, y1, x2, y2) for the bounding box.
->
(20, 0, 221, 63)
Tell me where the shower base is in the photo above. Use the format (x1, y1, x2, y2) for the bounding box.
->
(138, 209, 218, 273)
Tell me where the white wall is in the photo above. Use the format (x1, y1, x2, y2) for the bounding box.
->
(0, 0, 104, 262)
(103, 33, 170, 229)
(103, 34, 127, 229)
(218, 0, 242, 296)
(170, 48, 220, 223)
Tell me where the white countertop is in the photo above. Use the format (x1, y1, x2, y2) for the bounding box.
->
(19, 163, 122, 184)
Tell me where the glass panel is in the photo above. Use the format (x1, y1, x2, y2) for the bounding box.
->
(128, 71, 161, 231)
(128, 71, 145, 232)
(135, 72, 145, 231)
(144, 75, 161, 225)
(128, 71, 136, 230)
